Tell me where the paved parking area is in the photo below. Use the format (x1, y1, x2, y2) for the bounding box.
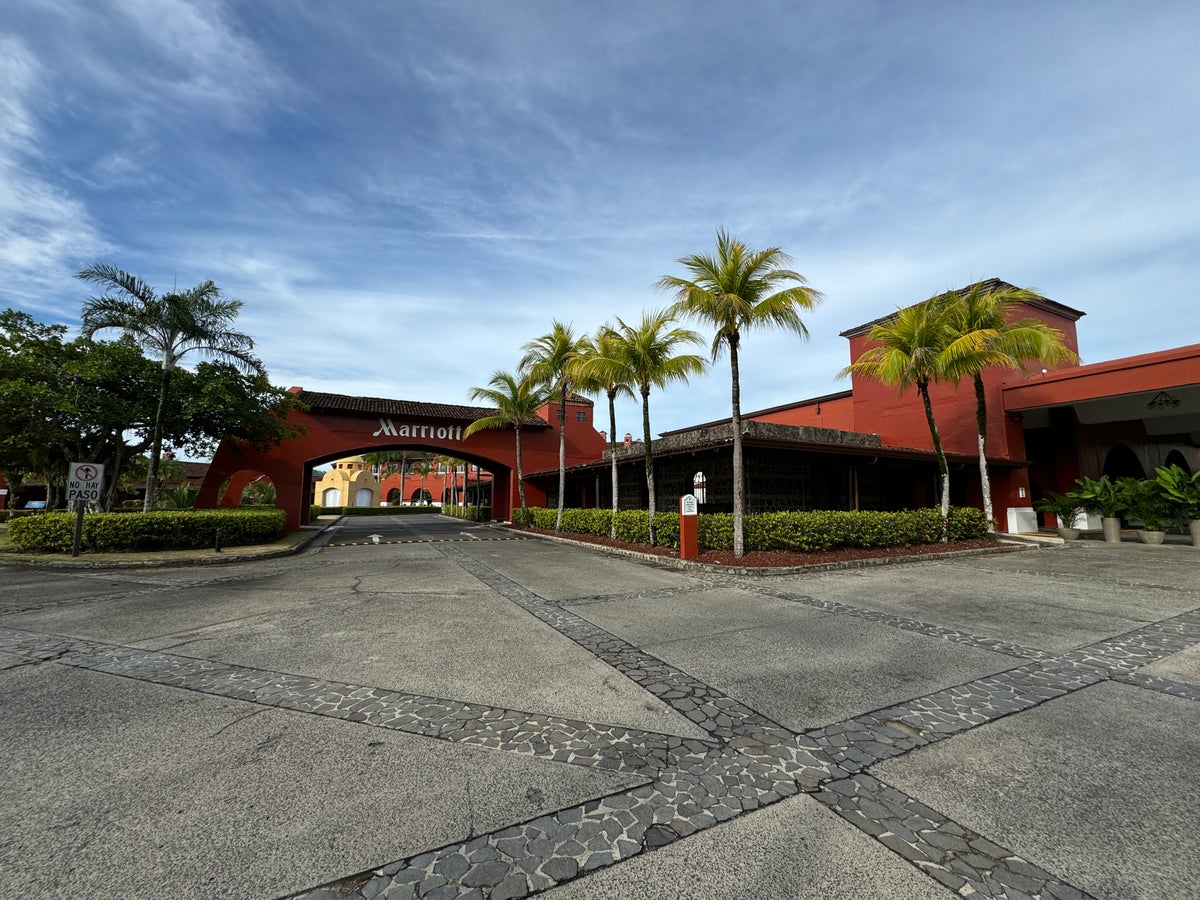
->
(2, 515, 1198, 898)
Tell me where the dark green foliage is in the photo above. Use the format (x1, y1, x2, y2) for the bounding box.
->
(320, 505, 433, 516)
(8, 508, 284, 553)
(511, 506, 988, 551)
(441, 506, 492, 522)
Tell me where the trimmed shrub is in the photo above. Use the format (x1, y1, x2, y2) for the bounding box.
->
(442, 506, 492, 522)
(510, 506, 989, 552)
(8, 508, 285, 553)
(320, 505, 435, 516)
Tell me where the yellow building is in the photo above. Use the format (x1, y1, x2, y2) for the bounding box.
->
(315, 456, 378, 508)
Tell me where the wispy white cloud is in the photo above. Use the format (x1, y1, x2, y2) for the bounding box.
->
(4, 0, 1198, 443)
(0, 34, 108, 313)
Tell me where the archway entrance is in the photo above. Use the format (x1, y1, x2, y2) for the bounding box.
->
(197, 388, 606, 529)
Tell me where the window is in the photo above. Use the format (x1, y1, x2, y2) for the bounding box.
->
(576, 411, 586, 422)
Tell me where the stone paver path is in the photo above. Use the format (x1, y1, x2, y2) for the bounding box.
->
(2, 517, 1198, 899)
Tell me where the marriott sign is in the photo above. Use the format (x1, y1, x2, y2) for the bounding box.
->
(372, 419, 464, 441)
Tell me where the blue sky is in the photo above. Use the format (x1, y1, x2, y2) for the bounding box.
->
(5, 1, 1198, 444)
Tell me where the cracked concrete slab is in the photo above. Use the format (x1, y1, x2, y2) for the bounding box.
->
(874, 681, 1200, 900)
(0, 663, 644, 900)
(579, 593, 1015, 731)
(794, 557, 1200, 651)
(453, 539, 692, 602)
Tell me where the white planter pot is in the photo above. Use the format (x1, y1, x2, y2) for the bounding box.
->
(1189, 520, 1200, 546)
(1139, 530, 1166, 545)
(1057, 527, 1080, 541)
(1102, 517, 1122, 543)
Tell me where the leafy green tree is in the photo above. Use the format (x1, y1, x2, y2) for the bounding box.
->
(940, 283, 1078, 531)
(841, 297, 955, 536)
(520, 321, 587, 533)
(607, 310, 705, 546)
(574, 326, 636, 538)
(77, 264, 265, 512)
(659, 230, 822, 557)
(0, 309, 159, 509)
(465, 370, 550, 515)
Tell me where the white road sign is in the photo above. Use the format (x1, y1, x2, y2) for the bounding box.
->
(66, 462, 105, 503)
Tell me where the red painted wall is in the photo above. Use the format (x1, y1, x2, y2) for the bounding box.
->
(847, 301, 1082, 459)
(750, 395, 855, 431)
(198, 391, 607, 530)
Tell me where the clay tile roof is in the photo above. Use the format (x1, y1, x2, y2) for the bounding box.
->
(295, 391, 549, 427)
(839, 278, 1086, 339)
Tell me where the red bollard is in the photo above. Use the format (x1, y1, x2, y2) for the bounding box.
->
(679, 494, 699, 560)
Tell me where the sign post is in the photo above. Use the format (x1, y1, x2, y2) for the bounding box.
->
(66, 462, 105, 558)
(679, 493, 698, 560)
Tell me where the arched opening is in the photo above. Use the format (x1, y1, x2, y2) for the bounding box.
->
(1165, 449, 1191, 474)
(240, 474, 276, 507)
(410, 488, 433, 505)
(354, 487, 374, 507)
(1102, 444, 1146, 480)
(386, 488, 403, 504)
(321, 487, 341, 507)
(217, 469, 277, 509)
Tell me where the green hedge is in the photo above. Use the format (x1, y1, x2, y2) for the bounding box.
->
(441, 506, 492, 522)
(318, 505, 441, 517)
(511, 506, 988, 551)
(7, 508, 286, 553)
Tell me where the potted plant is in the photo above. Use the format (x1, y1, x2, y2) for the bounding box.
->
(1034, 492, 1084, 540)
(1120, 477, 1171, 545)
(1072, 474, 1125, 543)
(1156, 464, 1200, 546)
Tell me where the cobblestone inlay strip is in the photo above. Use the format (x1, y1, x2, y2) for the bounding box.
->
(562, 583, 711, 608)
(440, 545, 809, 750)
(804, 607, 1200, 773)
(730, 579, 1052, 661)
(291, 742, 834, 900)
(816, 773, 1096, 900)
(0, 626, 715, 778)
(1113, 672, 1200, 702)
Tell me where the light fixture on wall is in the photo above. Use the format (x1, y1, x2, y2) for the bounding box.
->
(815, 403, 822, 415)
(1147, 391, 1181, 410)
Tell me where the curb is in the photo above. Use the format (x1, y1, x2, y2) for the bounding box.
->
(0, 523, 332, 570)
(495, 525, 1040, 576)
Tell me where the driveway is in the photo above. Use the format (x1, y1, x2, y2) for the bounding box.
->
(2, 515, 1198, 899)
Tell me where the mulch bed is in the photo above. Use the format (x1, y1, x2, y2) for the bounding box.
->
(512, 526, 1006, 568)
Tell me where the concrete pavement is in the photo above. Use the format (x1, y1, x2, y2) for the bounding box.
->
(1, 515, 1197, 898)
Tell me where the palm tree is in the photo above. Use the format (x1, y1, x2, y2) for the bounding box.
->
(658, 229, 822, 557)
(840, 297, 955, 537)
(76, 264, 263, 512)
(608, 309, 706, 546)
(465, 369, 550, 516)
(573, 326, 635, 539)
(520, 321, 587, 533)
(941, 282, 1079, 531)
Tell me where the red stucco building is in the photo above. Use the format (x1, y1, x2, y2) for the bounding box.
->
(528, 279, 1199, 531)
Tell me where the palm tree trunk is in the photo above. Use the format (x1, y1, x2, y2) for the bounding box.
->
(399, 453, 407, 505)
(974, 375, 995, 533)
(143, 363, 173, 512)
(918, 380, 950, 540)
(729, 335, 745, 557)
(515, 426, 529, 514)
(556, 385, 567, 533)
(608, 388, 619, 540)
(642, 385, 655, 546)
